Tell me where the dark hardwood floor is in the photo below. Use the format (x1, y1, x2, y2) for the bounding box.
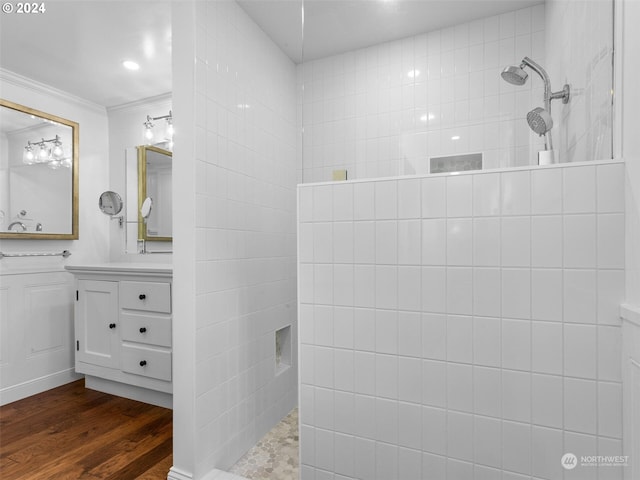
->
(0, 379, 173, 479)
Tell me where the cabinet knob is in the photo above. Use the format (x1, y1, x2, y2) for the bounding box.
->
(139, 360, 147, 367)
(139, 294, 146, 300)
(139, 327, 147, 333)
(109, 323, 116, 329)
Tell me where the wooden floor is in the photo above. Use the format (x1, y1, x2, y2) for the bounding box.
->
(0, 379, 173, 479)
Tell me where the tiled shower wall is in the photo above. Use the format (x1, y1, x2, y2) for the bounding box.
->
(546, 0, 614, 165)
(297, 0, 614, 184)
(174, 1, 298, 476)
(297, 4, 547, 183)
(297, 161, 625, 480)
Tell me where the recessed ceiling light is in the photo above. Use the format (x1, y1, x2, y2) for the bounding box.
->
(451, 135, 461, 140)
(122, 60, 140, 71)
(407, 69, 420, 78)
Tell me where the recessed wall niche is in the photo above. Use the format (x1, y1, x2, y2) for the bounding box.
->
(275, 325, 291, 375)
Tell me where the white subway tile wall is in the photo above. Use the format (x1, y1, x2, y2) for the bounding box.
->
(297, 4, 548, 182)
(297, 1, 613, 184)
(298, 161, 624, 479)
(192, 1, 298, 473)
(546, 0, 614, 165)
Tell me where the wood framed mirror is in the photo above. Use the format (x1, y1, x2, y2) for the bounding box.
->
(0, 99, 79, 239)
(137, 145, 172, 242)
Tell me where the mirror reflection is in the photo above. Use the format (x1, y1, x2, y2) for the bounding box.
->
(137, 145, 172, 241)
(99, 191, 123, 216)
(0, 99, 79, 239)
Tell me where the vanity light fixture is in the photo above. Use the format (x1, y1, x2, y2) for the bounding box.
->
(143, 110, 173, 147)
(22, 135, 69, 168)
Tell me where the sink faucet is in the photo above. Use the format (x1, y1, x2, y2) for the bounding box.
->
(8, 221, 26, 232)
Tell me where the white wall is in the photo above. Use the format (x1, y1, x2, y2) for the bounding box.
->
(621, 0, 640, 477)
(171, 1, 298, 478)
(0, 70, 110, 263)
(622, 0, 640, 307)
(0, 69, 110, 403)
(546, 0, 614, 165)
(298, 161, 625, 479)
(107, 95, 173, 260)
(0, 132, 8, 230)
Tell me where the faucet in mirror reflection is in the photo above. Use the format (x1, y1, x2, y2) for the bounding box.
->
(7, 210, 42, 232)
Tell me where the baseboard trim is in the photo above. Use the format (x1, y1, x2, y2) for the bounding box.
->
(167, 467, 249, 480)
(0, 368, 83, 406)
(85, 375, 172, 409)
(168, 466, 193, 480)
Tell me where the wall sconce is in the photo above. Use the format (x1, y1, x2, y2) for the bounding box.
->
(23, 135, 70, 169)
(143, 110, 173, 148)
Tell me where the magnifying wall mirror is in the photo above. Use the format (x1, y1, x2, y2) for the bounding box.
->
(137, 145, 172, 241)
(0, 99, 79, 239)
(99, 191, 123, 216)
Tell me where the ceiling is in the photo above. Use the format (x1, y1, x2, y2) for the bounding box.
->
(0, 1, 172, 108)
(0, 0, 541, 108)
(239, 0, 542, 63)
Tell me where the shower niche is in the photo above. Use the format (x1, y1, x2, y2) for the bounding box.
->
(275, 325, 291, 375)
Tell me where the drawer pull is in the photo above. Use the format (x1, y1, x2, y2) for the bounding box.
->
(139, 360, 147, 367)
(139, 327, 147, 333)
(109, 323, 116, 329)
(139, 294, 146, 300)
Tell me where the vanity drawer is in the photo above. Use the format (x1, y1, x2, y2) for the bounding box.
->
(119, 281, 171, 313)
(121, 345, 171, 381)
(121, 312, 171, 347)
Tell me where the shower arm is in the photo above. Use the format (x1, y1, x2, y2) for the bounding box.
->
(521, 57, 552, 111)
(521, 56, 571, 109)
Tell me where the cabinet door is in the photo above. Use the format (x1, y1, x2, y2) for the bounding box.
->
(76, 280, 119, 369)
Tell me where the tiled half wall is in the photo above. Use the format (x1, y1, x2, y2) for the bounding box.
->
(297, 160, 625, 480)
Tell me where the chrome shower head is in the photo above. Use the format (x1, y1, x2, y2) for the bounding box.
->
(527, 107, 553, 135)
(501, 65, 529, 86)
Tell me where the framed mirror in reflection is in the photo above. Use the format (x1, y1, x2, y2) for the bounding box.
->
(137, 145, 172, 242)
(0, 99, 79, 239)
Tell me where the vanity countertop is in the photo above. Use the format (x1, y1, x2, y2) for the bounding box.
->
(65, 263, 172, 276)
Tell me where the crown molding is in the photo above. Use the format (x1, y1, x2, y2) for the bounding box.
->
(0, 69, 107, 115)
(107, 92, 173, 115)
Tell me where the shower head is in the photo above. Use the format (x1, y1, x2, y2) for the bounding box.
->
(527, 107, 553, 135)
(501, 65, 529, 86)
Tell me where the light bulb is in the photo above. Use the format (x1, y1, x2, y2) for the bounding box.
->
(52, 142, 64, 159)
(166, 120, 174, 138)
(48, 159, 62, 170)
(143, 117, 154, 143)
(23, 146, 35, 164)
(38, 144, 49, 161)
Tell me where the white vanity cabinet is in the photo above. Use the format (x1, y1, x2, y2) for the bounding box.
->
(76, 280, 120, 369)
(66, 264, 172, 408)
